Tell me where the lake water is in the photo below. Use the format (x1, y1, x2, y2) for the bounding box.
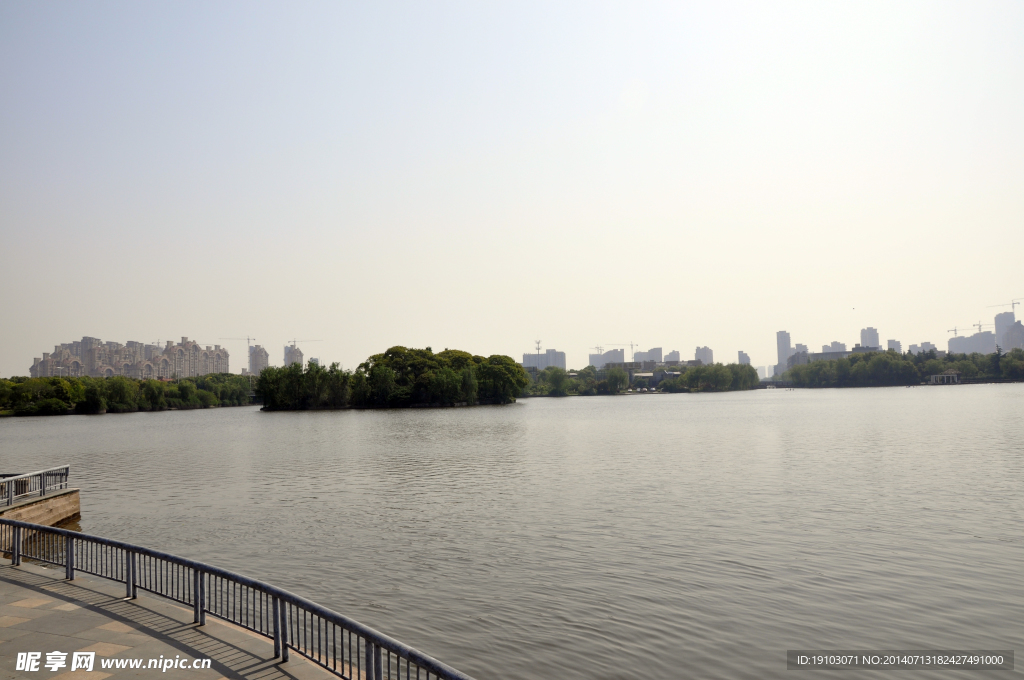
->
(2, 386, 1022, 679)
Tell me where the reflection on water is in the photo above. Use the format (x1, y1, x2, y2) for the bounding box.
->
(2, 385, 1023, 679)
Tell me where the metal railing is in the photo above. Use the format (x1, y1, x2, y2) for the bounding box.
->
(1, 466, 71, 507)
(1, 519, 474, 680)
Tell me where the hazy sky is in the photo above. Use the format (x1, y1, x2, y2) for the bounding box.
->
(2, 1, 1022, 376)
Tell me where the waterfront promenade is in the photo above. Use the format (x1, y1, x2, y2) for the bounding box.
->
(1, 563, 335, 680)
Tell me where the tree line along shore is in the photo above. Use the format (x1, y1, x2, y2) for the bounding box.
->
(783, 347, 1024, 388)
(4, 346, 1022, 416)
(0, 373, 252, 416)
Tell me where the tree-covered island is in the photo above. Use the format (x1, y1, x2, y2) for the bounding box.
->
(256, 346, 529, 410)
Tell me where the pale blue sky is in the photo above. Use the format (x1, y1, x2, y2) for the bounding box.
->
(2, 1, 1022, 375)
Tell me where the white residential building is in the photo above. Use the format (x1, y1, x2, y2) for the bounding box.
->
(860, 327, 880, 350)
(633, 347, 663, 363)
(522, 349, 567, 370)
(587, 348, 624, 369)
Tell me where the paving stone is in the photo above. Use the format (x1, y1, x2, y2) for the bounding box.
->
(0, 618, 30, 628)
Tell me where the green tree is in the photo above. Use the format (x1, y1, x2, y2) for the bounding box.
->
(105, 376, 139, 412)
(543, 367, 570, 396)
(76, 383, 107, 414)
(605, 368, 628, 394)
(141, 380, 167, 410)
(368, 364, 397, 406)
(460, 366, 478, 404)
(728, 364, 760, 390)
(429, 366, 462, 405)
(476, 355, 529, 403)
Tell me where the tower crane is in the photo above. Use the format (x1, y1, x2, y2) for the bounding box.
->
(220, 336, 257, 348)
(286, 338, 322, 348)
(987, 301, 1019, 313)
(221, 337, 259, 388)
(947, 326, 967, 337)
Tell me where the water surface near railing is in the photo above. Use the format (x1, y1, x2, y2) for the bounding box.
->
(1, 386, 1023, 679)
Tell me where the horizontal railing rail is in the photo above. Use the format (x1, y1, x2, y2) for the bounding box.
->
(1, 519, 473, 680)
(1, 466, 71, 507)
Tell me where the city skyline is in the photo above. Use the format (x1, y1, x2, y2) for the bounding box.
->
(14, 297, 1022, 379)
(2, 3, 1023, 377)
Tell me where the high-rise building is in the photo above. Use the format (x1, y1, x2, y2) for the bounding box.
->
(995, 311, 1016, 350)
(309, 357, 321, 366)
(737, 351, 750, 365)
(860, 327, 880, 350)
(587, 348, 624, 369)
(887, 340, 902, 353)
(633, 347, 663, 363)
(948, 331, 996, 355)
(776, 331, 791, 376)
(794, 343, 808, 354)
(249, 345, 270, 374)
(695, 346, 713, 365)
(665, 350, 681, 363)
(822, 341, 846, 353)
(756, 366, 766, 380)
(284, 344, 304, 367)
(522, 349, 567, 370)
(29, 336, 228, 379)
(1003, 321, 1024, 351)
(909, 341, 937, 355)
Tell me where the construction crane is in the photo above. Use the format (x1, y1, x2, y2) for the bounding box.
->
(988, 299, 1023, 314)
(220, 337, 258, 388)
(286, 338, 322, 348)
(973, 321, 993, 334)
(947, 326, 967, 337)
(603, 342, 638, 360)
(220, 336, 257, 348)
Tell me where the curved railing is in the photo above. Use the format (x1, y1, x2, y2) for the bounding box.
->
(1, 519, 474, 680)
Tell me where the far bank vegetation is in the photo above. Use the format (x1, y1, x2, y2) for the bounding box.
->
(784, 347, 1024, 388)
(523, 363, 760, 397)
(0, 373, 253, 416)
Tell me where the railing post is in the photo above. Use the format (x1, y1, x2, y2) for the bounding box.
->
(66, 536, 75, 580)
(193, 569, 201, 624)
(39, 473, 45, 497)
(279, 599, 289, 661)
(365, 640, 372, 680)
(130, 552, 137, 598)
(272, 597, 281, 658)
(125, 551, 133, 598)
(7, 479, 13, 506)
(199, 572, 207, 626)
(374, 643, 382, 680)
(12, 526, 21, 566)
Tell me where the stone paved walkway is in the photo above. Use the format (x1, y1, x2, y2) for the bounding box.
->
(0, 563, 339, 680)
